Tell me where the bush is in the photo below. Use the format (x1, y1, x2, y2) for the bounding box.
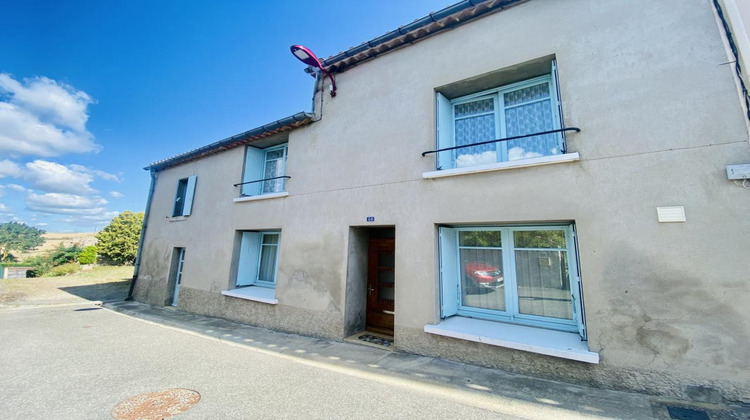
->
(78, 245, 97, 265)
(23, 255, 53, 277)
(46, 262, 80, 277)
(52, 244, 82, 266)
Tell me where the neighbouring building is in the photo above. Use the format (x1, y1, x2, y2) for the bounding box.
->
(131, 0, 750, 404)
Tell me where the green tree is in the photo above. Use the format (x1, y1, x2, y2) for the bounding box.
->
(0, 222, 45, 261)
(95, 211, 144, 265)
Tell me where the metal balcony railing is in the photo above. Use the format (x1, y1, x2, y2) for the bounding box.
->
(233, 176, 290, 196)
(421, 127, 581, 157)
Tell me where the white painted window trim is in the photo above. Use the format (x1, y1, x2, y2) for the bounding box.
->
(233, 192, 289, 203)
(423, 152, 579, 179)
(424, 316, 599, 363)
(221, 286, 278, 305)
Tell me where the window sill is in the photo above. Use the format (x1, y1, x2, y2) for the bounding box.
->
(422, 152, 580, 179)
(221, 286, 278, 304)
(168, 216, 188, 222)
(233, 192, 289, 203)
(424, 316, 599, 364)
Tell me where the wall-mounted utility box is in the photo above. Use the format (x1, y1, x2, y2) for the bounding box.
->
(726, 164, 750, 179)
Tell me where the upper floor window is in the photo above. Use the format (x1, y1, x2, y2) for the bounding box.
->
(241, 144, 288, 196)
(172, 175, 196, 217)
(435, 61, 563, 170)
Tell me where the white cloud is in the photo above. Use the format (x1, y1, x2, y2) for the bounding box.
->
(0, 159, 21, 177)
(0, 203, 12, 214)
(6, 183, 28, 192)
(507, 147, 543, 161)
(456, 151, 498, 168)
(0, 74, 100, 157)
(35, 222, 48, 227)
(109, 191, 124, 199)
(27, 192, 108, 215)
(21, 160, 118, 194)
(59, 210, 119, 225)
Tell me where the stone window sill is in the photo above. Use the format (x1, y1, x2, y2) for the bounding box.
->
(424, 316, 599, 363)
(422, 152, 580, 179)
(221, 286, 278, 304)
(233, 192, 289, 203)
(168, 216, 188, 222)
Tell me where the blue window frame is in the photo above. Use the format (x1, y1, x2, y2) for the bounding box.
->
(241, 144, 288, 196)
(439, 224, 586, 338)
(236, 231, 281, 288)
(436, 62, 564, 170)
(172, 175, 196, 216)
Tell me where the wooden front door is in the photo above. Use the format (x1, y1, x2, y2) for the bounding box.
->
(366, 238, 395, 335)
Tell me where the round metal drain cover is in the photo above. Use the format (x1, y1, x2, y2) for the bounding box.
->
(111, 388, 200, 420)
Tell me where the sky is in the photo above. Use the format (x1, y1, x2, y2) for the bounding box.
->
(0, 0, 452, 233)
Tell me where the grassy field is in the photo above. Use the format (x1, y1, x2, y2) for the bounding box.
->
(0, 265, 132, 306)
(18, 232, 98, 260)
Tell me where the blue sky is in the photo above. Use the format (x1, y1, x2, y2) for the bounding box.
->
(0, 0, 451, 232)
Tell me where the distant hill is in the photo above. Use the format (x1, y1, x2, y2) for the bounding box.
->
(18, 232, 97, 260)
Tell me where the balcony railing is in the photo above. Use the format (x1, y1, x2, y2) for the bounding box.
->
(421, 127, 581, 157)
(233, 176, 290, 196)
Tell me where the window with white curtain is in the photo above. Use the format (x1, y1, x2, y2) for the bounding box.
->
(241, 144, 288, 196)
(435, 62, 564, 170)
(236, 231, 281, 288)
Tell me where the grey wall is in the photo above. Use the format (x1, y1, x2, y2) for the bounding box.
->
(135, 0, 750, 403)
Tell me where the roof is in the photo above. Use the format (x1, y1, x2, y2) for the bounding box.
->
(146, 112, 314, 171)
(321, 0, 528, 73)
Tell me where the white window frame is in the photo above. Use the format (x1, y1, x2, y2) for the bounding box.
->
(439, 224, 586, 339)
(435, 61, 564, 171)
(172, 175, 196, 217)
(235, 231, 281, 289)
(241, 144, 288, 197)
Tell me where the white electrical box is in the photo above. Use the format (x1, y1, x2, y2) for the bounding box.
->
(727, 164, 750, 180)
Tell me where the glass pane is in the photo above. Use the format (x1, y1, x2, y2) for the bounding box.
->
(504, 83, 549, 107)
(258, 245, 278, 283)
(459, 231, 501, 247)
(378, 252, 394, 268)
(262, 159, 284, 193)
(378, 286, 394, 301)
(504, 96, 558, 161)
(514, 230, 565, 249)
(455, 114, 497, 168)
(455, 98, 494, 117)
(515, 249, 572, 319)
(265, 149, 284, 160)
(459, 248, 505, 311)
(262, 234, 279, 245)
(378, 269, 394, 284)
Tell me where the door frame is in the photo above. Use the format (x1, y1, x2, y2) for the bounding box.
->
(365, 238, 395, 335)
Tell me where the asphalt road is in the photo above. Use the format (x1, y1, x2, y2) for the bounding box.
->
(0, 302, 526, 419)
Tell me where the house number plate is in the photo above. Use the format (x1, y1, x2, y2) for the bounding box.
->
(366, 216, 375, 222)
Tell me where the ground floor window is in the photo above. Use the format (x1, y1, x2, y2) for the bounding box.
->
(439, 224, 586, 338)
(236, 231, 280, 288)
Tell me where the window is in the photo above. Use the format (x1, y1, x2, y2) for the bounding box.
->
(439, 224, 586, 338)
(172, 175, 197, 216)
(435, 62, 564, 170)
(241, 144, 288, 196)
(236, 231, 281, 288)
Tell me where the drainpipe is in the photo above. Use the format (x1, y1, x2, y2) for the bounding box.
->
(127, 168, 157, 301)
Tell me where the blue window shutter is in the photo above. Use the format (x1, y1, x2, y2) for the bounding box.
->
(439, 227, 459, 318)
(237, 232, 261, 286)
(242, 147, 265, 196)
(182, 175, 197, 216)
(436, 92, 454, 170)
(569, 225, 587, 339)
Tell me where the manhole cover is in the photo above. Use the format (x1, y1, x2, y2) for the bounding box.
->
(111, 388, 200, 420)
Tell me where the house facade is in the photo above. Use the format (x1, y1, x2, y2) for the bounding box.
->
(132, 0, 750, 403)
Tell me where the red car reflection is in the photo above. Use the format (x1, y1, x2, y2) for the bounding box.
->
(464, 262, 504, 291)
